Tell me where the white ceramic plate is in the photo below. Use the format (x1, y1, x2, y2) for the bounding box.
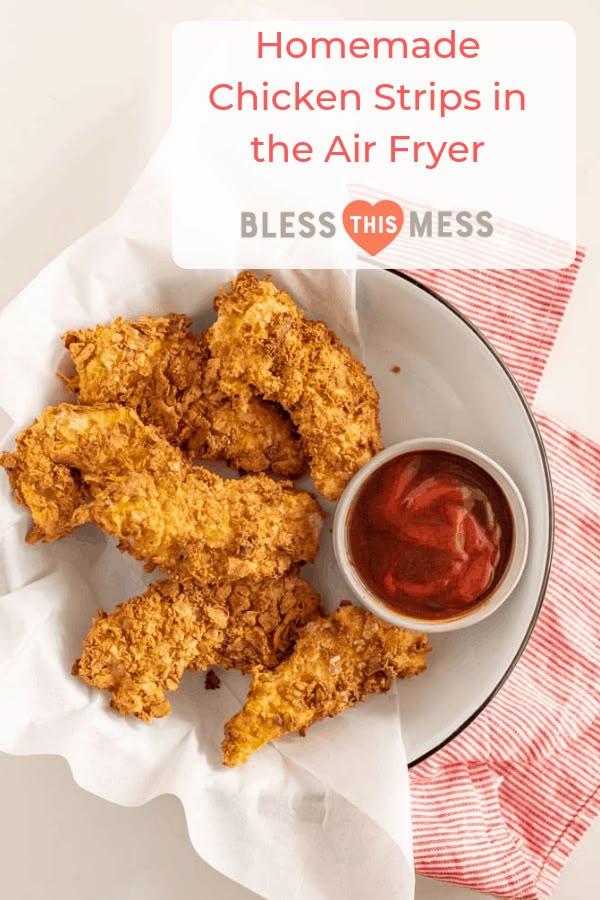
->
(0, 265, 551, 772)
(309, 268, 552, 766)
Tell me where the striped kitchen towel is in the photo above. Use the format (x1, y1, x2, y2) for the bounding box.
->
(406, 252, 600, 899)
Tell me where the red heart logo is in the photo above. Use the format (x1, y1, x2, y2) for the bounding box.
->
(342, 200, 404, 256)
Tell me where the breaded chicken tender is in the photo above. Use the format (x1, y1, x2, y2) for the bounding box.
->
(222, 602, 430, 766)
(207, 272, 383, 500)
(73, 572, 321, 721)
(0, 404, 323, 581)
(61, 314, 305, 477)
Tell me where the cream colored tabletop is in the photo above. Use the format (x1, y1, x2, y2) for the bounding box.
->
(1, 1, 598, 898)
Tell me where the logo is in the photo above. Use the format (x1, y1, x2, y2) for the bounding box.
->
(342, 200, 404, 256)
(240, 205, 493, 255)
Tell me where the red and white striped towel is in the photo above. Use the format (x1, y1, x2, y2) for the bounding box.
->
(405, 252, 600, 899)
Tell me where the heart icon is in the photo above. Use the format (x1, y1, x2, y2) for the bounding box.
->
(342, 200, 404, 256)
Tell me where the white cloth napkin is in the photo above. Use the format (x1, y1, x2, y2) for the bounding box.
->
(0, 135, 414, 900)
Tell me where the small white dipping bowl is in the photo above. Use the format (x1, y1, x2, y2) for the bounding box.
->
(333, 438, 529, 633)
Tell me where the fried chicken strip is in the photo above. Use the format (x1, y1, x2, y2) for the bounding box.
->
(61, 314, 305, 478)
(222, 602, 430, 766)
(73, 572, 321, 721)
(207, 272, 383, 500)
(0, 404, 323, 582)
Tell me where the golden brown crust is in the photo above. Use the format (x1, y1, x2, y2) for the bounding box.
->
(222, 602, 430, 766)
(73, 573, 321, 721)
(62, 314, 306, 478)
(0, 404, 324, 582)
(207, 272, 383, 500)
(192, 572, 322, 673)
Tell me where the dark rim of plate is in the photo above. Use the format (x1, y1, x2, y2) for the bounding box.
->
(385, 269, 555, 769)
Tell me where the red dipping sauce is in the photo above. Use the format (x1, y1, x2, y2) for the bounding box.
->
(348, 451, 514, 621)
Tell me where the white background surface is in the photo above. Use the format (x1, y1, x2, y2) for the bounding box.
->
(0, 1, 598, 898)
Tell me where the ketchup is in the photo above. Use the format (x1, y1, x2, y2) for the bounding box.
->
(348, 451, 514, 620)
